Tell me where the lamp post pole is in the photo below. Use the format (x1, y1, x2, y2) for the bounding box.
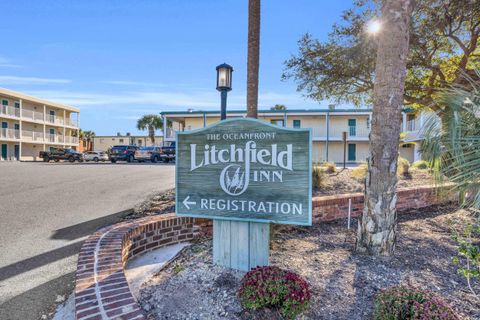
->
(220, 90, 228, 121)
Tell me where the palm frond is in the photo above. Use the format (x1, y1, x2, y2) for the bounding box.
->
(421, 76, 480, 211)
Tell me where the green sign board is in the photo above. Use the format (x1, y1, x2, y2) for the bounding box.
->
(176, 118, 312, 225)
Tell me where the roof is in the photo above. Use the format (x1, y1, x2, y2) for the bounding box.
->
(160, 108, 373, 116)
(94, 135, 163, 138)
(0, 87, 80, 112)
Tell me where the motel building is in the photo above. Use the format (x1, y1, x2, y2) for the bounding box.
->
(161, 107, 427, 164)
(93, 134, 163, 151)
(0, 88, 80, 161)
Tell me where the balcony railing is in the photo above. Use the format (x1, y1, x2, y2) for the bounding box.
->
(46, 114, 65, 125)
(22, 130, 44, 142)
(0, 128, 20, 140)
(329, 125, 370, 139)
(1, 105, 20, 118)
(65, 136, 79, 144)
(22, 109, 45, 121)
(65, 118, 79, 127)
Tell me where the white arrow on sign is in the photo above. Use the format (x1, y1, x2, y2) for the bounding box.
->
(183, 196, 196, 209)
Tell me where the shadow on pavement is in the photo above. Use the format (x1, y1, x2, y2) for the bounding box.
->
(0, 208, 132, 282)
(51, 208, 133, 240)
(0, 271, 76, 320)
(0, 241, 84, 282)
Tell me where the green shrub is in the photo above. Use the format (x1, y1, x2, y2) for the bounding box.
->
(312, 166, 325, 189)
(412, 160, 429, 170)
(373, 285, 458, 320)
(239, 266, 311, 319)
(397, 157, 411, 176)
(323, 162, 337, 173)
(351, 162, 368, 181)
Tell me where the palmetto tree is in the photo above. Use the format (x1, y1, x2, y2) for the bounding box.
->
(137, 114, 163, 145)
(422, 79, 480, 210)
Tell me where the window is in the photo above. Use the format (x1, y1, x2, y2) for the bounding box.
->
(407, 114, 416, 131)
(293, 120, 301, 128)
(270, 119, 284, 126)
(2, 100, 8, 106)
(119, 139, 124, 143)
(14, 102, 19, 108)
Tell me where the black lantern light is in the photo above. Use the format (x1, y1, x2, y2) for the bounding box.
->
(216, 63, 233, 120)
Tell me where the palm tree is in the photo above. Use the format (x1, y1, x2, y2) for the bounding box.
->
(246, 0, 261, 119)
(356, 0, 415, 256)
(422, 80, 480, 210)
(83, 130, 95, 151)
(271, 104, 287, 110)
(137, 114, 163, 145)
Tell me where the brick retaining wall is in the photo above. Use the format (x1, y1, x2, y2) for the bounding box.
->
(74, 185, 455, 320)
(312, 185, 456, 223)
(75, 214, 198, 320)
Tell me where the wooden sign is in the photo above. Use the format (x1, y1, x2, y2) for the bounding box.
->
(176, 118, 312, 226)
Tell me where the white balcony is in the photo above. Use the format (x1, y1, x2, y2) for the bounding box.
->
(22, 130, 45, 142)
(1, 105, 20, 118)
(46, 114, 65, 125)
(65, 136, 79, 144)
(328, 125, 370, 140)
(0, 128, 20, 140)
(65, 118, 79, 128)
(22, 109, 45, 122)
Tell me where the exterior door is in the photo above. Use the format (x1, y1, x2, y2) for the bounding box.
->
(49, 128, 55, 142)
(348, 119, 356, 136)
(14, 144, 19, 160)
(49, 110, 55, 123)
(1, 144, 7, 160)
(14, 102, 20, 117)
(14, 123, 19, 138)
(1, 122, 7, 138)
(348, 143, 356, 161)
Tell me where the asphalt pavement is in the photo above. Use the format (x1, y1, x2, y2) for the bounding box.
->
(0, 161, 175, 320)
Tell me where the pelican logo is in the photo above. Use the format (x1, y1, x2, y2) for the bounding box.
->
(190, 140, 292, 196)
(220, 164, 248, 196)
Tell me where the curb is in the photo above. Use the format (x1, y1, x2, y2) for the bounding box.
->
(74, 213, 198, 320)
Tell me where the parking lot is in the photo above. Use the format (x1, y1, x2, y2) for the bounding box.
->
(0, 161, 175, 319)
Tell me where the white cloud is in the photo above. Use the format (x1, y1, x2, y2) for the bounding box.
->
(102, 80, 167, 87)
(0, 76, 70, 85)
(0, 56, 23, 68)
(26, 89, 322, 111)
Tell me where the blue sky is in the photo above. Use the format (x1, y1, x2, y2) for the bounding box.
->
(0, 0, 353, 135)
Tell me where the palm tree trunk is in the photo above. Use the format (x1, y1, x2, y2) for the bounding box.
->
(246, 0, 260, 119)
(356, 0, 414, 256)
(149, 126, 155, 145)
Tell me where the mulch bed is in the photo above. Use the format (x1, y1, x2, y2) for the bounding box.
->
(313, 168, 435, 196)
(137, 203, 480, 319)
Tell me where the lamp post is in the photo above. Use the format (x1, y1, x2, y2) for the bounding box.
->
(216, 63, 233, 120)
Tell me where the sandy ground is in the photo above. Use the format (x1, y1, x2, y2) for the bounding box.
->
(139, 204, 479, 320)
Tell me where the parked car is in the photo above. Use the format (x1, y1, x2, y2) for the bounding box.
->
(39, 148, 84, 163)
(159, 141, 176, 163)
(135, 146, 162, 163)
(84, 151, 109, 162)
(109, 145, 138, 163)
